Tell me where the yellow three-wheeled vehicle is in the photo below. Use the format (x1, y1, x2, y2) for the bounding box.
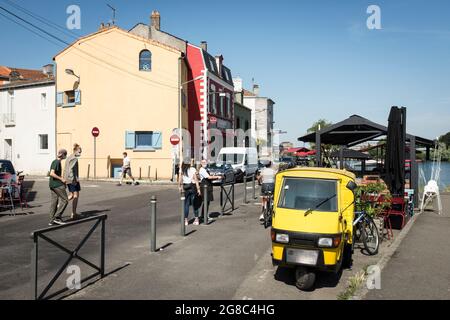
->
(271, 167, 357, 291)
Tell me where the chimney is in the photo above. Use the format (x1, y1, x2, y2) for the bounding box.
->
(99, 22, 105, 30)
(42, 64, 54, 77)
(151, 10, 161, 30)
(233, 78, 243, 92)
(253, 84, 260, 96)
(200, 41, 208, 52)
(215, 55, 223, 76)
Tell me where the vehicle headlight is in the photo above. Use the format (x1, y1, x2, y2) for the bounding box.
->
(318, 236, 341, 248)
(318, 237, 333, 247)
(276, 234, 289, 243)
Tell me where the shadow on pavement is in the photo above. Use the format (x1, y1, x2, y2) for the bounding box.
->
(274, 266, 343, 291)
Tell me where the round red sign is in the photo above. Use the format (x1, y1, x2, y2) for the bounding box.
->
(92, 127, 100, 138)
(170, 134, 180, 145)
(210, 116, 217, 124)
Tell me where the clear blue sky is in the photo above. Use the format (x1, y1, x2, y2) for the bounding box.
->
(1, 0, 449, 145)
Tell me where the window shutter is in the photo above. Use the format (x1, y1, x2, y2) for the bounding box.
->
(125, 131, 135, 149)
(74, 90, 81, 105)
(56, 92, 64, 106)
(153, 132, 162, 149)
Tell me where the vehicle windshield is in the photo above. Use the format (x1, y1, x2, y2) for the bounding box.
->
(217, 153, 244, 165)
(208, 163, 227, 170)
(0, 161, 15, 174)
(278, 177, 338, 212)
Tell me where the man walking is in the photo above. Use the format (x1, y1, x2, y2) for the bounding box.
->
(49, 149, 69, 225)
(117, 152, 138, 186)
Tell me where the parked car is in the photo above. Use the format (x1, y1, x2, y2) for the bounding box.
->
(217, 147, 258, 182)
(0, 160, 18, 184)
(280, 156, 296, 169)
(206, 163, 235, 185)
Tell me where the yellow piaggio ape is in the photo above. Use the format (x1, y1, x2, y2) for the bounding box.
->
(271, 167, 357, 291)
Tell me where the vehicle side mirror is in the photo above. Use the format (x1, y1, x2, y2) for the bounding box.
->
(346, 181, 357, 192)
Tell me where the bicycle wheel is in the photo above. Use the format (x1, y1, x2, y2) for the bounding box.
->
(264, 204, 272, 228)
(361, 217, 379, 255)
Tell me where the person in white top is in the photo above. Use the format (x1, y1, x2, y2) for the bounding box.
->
(198, 160, 222, 216)
(118, 152, 137, 186)
(178, 162, 201, 226)
(257, 161, 277, 222)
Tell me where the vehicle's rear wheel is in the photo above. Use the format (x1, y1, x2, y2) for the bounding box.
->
(295, 267, 316, 291)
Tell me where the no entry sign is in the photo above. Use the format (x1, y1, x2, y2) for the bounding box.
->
(210, 116, 217, 124)
(92, 127, 100, 138)
(170, 134, 180, 146)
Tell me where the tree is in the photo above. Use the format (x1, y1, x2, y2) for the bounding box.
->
(439, 132, 450, 149)
(307, 119, 335, 167)
(307, 119, 333, 133)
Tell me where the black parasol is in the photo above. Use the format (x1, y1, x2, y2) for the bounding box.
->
(384, 106, 406, 196)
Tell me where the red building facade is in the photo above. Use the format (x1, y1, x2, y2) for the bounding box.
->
(186, 43, 234, 160)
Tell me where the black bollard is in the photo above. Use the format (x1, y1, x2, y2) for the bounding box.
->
(150, 195, 157, 252)
(180, 191, 186, 236)
(252, 174, 256, 199)
(243, 175, 247, 204)
(203, 183, 208, 225)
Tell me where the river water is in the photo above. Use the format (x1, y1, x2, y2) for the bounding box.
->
(419, 161, 450, 190)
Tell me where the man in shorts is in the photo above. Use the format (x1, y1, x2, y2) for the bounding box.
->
(257, 161, 276, 222)
(118, 152, 138, 186)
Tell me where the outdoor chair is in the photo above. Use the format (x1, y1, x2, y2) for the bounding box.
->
(384, 196, 406, 239)
(0, 174, 15, 215)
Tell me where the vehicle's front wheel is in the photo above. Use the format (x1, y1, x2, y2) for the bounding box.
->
(295, 267, 316, 291)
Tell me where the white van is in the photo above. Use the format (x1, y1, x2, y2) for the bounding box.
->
(216, 147, 258, 181)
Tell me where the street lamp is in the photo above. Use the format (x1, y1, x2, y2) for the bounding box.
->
(65, 69, 80, 79)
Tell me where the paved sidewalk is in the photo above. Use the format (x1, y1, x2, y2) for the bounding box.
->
(365, 193, 450, 300)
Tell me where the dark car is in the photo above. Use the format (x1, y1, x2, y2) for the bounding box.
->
(279, 156, 296, 169)
(207, 163, 235, 185)
(0, 160, 17, 184)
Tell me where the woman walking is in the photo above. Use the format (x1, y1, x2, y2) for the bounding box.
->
(179, 162, 201, 226)
(65, 143, 82, 220)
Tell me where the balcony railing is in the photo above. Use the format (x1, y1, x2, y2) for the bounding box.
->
(3, 113, 15, 125)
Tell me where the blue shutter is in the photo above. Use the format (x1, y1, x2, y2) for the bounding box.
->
(74, 90, 81, 105)
(153, 132, 162, 149)
(125, 131, 135, 149)
(56, 92, 63, 106)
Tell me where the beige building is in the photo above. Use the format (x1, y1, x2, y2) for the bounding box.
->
(54, 26, 188, 180)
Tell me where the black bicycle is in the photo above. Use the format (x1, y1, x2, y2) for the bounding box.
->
(353, 211, 380, 255)
(261, 191, 274, 228)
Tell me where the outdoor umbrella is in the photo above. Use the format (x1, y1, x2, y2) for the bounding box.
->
(384, 107, 406, 196)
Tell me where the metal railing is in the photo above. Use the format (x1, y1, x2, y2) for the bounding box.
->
(31, 214, 107, 300)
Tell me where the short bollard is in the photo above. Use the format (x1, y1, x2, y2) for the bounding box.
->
(252, 175, 256, 199)
(180, 191, 186, 236)
(150, 195, 157, 252)
(243, 175, 248, 204)
(203, 183, 208, 225)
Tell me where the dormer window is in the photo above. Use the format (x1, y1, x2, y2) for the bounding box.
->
(139, 50, 152, 71)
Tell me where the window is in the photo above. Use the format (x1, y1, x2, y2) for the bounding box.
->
(7, 91, 14, 115)
(125, 131, 162, 150)
(57, 90, 81, 107)
(226, 93, 231, 118)
(139, 50, 152, 71)
(210, 84, 216, 114)
(278, 178, 338, 212)
(41, 93, 47, 110)
(219, 95, 224, 116)
(39, 134, 48, 150)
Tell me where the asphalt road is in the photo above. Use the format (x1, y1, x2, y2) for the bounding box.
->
(0, 178, 415, 300)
